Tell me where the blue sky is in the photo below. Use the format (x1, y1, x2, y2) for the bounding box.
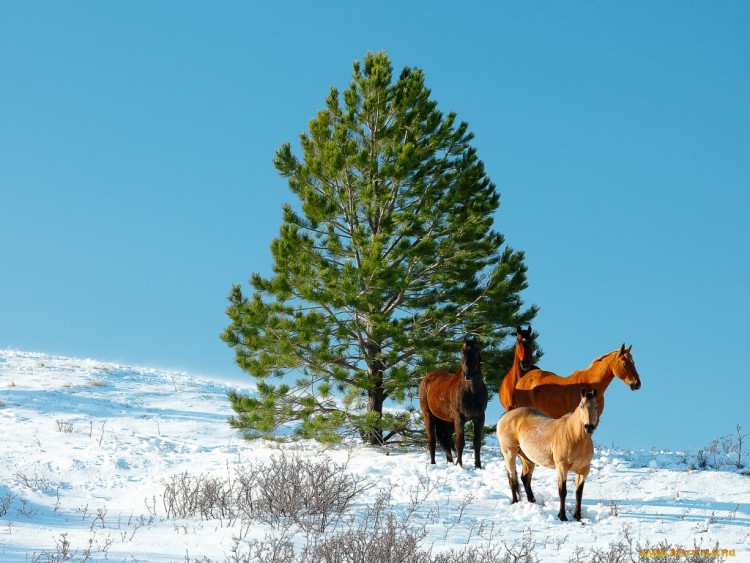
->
(2, 3, 748, 452)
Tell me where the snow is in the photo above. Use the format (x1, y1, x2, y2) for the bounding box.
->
(1, 348, 748, 562)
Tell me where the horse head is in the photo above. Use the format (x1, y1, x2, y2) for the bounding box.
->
(612, 344, 641, 391)
(461, 337, 482, 381)
(579, 388, 599, 435)
(516, 326, 534, 371)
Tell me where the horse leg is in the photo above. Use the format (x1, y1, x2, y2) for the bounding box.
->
(573, 472, 588, 522)
(473, 413, 485, 469)
(519, 454, 536, 503)
(425, 415, 437, 464)
(419, 385, 437, 464)
(502, 445, 520, 504)
(556, 463, 569, 521)
(454, 417, 466, 467)
(435, 419, 454, 463)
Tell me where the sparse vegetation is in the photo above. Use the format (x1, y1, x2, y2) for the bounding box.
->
(568, 526, 728, 563)
(693, 425, 748, 470)
(0, 492, 17, 516)
(158, 452, 542, 562)
(212, 488, 540, 563)
(15, 466, 54, 493)
(607, 499, 622, 517)
(162, 452, 373, 534)
(56, 419, 74, 433)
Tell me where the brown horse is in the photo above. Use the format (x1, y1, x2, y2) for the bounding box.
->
(512, 344, 641, 418)
(419, 338, 488, 468)
(497, 388, 600, 521)
(499, 326, 535, 411)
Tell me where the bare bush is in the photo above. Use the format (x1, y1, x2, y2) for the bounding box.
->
(242, 494, 537, 563)
(238, 453, 373, 532)
(29, 532, 106, 563)
(56, 419, 74, 433)
(736, 424, 747, 469)
(568, 534, 728, 563)
(0, 492, 17, 517)
(695, 425, 748, 470)
(162, 472, 233, 521)
(567, 541, 632, 563)
(298, 490, 430, 563)
(15, 467, 54, 493)
(162, 452, 372, 533)
(226, 530, 296, 563)
(638, 539, 727, 563)
(722, 425, 747, 469)
(433, 539, 537, 563)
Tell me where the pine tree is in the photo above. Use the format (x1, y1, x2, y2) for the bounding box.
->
(222, 52, 537, 445)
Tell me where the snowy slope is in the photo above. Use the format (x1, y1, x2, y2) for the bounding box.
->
(0, 349, 748, 562)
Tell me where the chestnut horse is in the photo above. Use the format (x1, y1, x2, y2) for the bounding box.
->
(497, 388, 600, 521)
(419, 338, 488, 468)
(512, 344, 641, 418)
(499, 326, 536, 411)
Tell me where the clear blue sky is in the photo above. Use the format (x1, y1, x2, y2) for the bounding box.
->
(2, 3, 748, 452)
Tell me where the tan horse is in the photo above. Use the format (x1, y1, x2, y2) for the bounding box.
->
(497, 388, 600, 521)
(512, 344, 641, 418)
(499, 326, 535, 411)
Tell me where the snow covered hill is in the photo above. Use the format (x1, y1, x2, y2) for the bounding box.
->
(0, 349, 748, 562)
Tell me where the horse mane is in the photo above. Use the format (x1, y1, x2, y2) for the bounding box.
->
(588, 349, 618, 367)
(566, 349, 618, 379)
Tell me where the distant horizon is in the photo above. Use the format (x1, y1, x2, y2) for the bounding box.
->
(0, 346, 736, 456)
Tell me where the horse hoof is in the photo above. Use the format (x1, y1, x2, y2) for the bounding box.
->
(558, 513, 568, 522)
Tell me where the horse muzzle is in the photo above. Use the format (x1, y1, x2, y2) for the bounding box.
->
(464, 369, 481, 381)
(630, 381, 641, 391)
(520, 360, 531, 371)
(584, 424, 596, 435)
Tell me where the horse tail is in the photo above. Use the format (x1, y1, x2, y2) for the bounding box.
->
(434, 419, 455, 454)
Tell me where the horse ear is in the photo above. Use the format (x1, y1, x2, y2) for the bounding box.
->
(580, 388, 587, 398)
(619, 343, 626, 355)
(626, 344, 632, 354)
(591, 389, 597, 398)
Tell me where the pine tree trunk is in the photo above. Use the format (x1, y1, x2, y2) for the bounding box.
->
(365, 340, 385, 445)
(367, 378, 384, 445)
